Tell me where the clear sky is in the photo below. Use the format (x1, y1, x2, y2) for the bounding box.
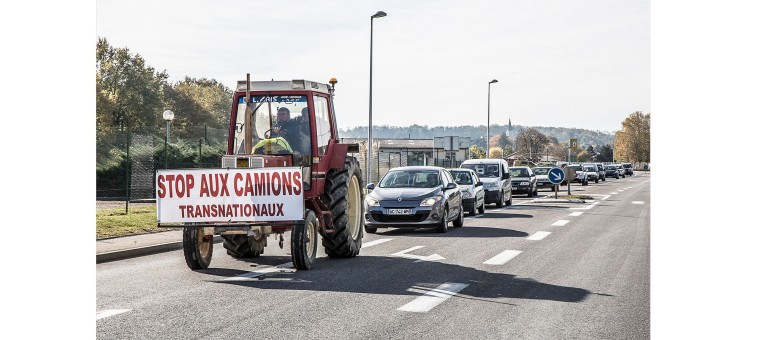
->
(96, 0, 650, 133)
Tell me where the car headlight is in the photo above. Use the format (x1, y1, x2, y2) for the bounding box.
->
(365, 197, 380, 206)
(462, 191, 473, 199)
(420, 196, 443, 206)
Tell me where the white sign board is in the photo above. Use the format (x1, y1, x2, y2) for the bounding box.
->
(156, 168, 304, 223)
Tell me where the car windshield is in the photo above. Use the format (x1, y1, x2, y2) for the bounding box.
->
(450, 171, 473, 185)
(584, 166, 596, 172)
(606, 166, 616, 170)
(509, 168, 530, 177)
(623, 164, 632, 168)
(570, 165, 583, 171)
(462, 164, 500, 178)
(379, 170, 440, 188)
(533, 168, 550, 175)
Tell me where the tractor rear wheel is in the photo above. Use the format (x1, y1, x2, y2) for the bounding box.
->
(322, 157, 364, 258)
(183, 225, 213, 270)
(222, 234, 266, 258)
(292, 210, 318, 270)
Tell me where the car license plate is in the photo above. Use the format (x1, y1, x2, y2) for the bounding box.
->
(387, 208, 412, 215)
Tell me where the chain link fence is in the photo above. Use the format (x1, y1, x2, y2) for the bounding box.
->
(96, 125, 228, 211)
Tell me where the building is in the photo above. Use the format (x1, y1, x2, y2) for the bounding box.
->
(340, 137, 471, 184)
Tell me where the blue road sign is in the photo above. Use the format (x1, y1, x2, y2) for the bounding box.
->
(548, 167, 565, 185)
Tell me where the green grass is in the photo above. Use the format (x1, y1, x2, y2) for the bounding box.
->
(96, 206, 163, 239)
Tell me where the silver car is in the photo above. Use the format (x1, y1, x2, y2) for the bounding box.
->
(450, 168, 485, 216)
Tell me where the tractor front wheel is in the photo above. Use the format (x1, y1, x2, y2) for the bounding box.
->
(292, 210, 318, 270)
(183, 225, 213, 270)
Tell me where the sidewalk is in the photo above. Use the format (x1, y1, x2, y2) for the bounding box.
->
(96, 229, 222, 264)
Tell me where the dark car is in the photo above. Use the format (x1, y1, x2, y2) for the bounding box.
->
(450, 168, 485, 216)
(604, 165, 619, 179)
(364, 166, 464, 234)
(622, 163, 634, 176)
(532, 166, 558, 191)
(509, 166, 538, 197)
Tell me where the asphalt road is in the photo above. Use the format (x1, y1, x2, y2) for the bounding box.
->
(97, 173, 650, 339)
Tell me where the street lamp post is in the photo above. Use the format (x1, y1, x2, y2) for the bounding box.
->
(487, 79, 498, 157)
(163, 110, 175, 169)
(368, 10, 387, 186)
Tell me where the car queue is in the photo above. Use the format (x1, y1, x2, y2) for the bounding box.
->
(362, 159, 636, 234)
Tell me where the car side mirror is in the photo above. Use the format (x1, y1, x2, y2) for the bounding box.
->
(475, 181, 483, 187)
(445, 182, 457, 190)
(366, 183, 375, 190)
(503, 173, 510, 179)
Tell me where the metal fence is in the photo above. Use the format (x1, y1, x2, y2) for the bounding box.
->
(96, 125, 228, 211)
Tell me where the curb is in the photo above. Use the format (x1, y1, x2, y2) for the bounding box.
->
(96, 237, 223, 264)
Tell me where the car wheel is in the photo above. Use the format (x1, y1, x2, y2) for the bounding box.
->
(595, 178, 599, 184)
(506, 192, 513, 206)
(533, 185, 538, 196)
(496, 191, 504, 208)
(437, 206, 449, 233)
(453, 207, 464, 228)
(478, 200, 485, 214)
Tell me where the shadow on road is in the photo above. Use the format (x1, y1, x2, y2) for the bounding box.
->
(208, 255, 592, 304)
(373, 225, 529, 238)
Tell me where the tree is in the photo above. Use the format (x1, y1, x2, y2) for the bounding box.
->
(469, 145, 486, 159)
(162, 77, 232, 139)
(96, 37, 169, 136)
(488, 147, 504, 159)
(514, 128, 549, 161)
(615, 111, 650, 163)
(597, 144, 613, 162)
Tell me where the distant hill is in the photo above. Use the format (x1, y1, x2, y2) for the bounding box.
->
(339, 124, 615, 148)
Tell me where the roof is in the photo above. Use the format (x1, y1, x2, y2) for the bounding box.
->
(340, 138, 435, 149)
(388, 166, 444, 171)
(235, 79, 330, 94)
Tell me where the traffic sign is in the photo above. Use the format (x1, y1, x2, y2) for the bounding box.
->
(548, 167, 565, 185)
(570, 138, 578, 151)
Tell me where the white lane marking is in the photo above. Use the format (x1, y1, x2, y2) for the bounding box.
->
(363, 238, 393, 248)
(611, 192, 618, 195)
(483, 250, 522, 265)
(392, 246, 445, 262)
(569, 212, 583, 217)
(97, 309, 131, 320)
(527, 231, 551, 240)
(492, 209, 503, 212)
(632, 201, 644, 204)
(551, 220, 570, 226)
(569, 201, 600, 210)
(224, 262, 295, 281)
(398, 282, 469, 313)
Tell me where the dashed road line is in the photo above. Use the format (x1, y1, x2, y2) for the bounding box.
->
(398, 282, 469, 313)
(527, 231, 551, 240)
(363, 238, 393, 248)
(551, 219, 570, 226)
(483, 250, 522, 265)
(632, 201, 644, 204)
(611, 192, 618, 195)
(569, 212, 583, 217)
(97, 309, 131, 320)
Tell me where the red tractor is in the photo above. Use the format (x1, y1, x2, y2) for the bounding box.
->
(156, 75, 365, 270)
